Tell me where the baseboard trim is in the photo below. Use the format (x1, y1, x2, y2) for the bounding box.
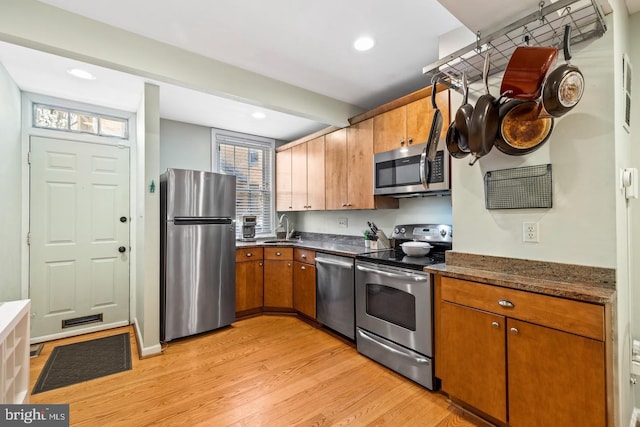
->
(133, 318, 162, 358)
(631, 407, 640, 427)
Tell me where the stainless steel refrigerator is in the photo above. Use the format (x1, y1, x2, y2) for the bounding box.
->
(160, 168, 236, 341)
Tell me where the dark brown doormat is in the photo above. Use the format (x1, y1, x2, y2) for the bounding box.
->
(32, 333, 132, 394)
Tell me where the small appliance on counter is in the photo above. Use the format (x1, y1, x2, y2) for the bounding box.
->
(354, 223, 452, 390)
(241, 215, 257, 241)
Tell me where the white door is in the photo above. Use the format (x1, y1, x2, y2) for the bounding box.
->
(29, 136, 130, 341)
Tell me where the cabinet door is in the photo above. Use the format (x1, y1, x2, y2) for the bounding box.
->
(263, 260, 293, 308)
(405, 97, 431, 147)
(291, 143, 308, 211)
(347, 118, 375, 209)
(276, 149, 292, 211)
(507, 318, 605, 427)
(235, 260, 263, 313)
(439, 302, 507, 424)
(373, 106, 406, 153)
(293, 261, 316, 318)
(306, 136, 325, 211)
(324, 129, 348, 210)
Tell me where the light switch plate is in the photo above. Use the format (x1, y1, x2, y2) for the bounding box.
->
(337, 218, 348, 228)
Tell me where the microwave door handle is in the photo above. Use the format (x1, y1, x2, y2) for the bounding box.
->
(419, 145, 429, 189)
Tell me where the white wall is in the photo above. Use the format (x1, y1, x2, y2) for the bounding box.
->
(0, 63, 22, 302)
(451, 24, 616, 269)
(627, 8, 640, 414)
(134, 83, 161, 357)
(294, 196, 452, 237)
(159, 119, 211, 173)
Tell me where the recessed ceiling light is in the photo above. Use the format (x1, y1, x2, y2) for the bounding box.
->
(252, 112, 266, 119)
(67, 68, 96, 80)
(354, 36, 375, 52)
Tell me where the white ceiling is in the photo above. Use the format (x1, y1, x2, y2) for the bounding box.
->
(0, 0, 634, 141)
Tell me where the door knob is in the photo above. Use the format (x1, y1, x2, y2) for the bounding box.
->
(120, 216, 127, 223)
(118, 246, 126, 253)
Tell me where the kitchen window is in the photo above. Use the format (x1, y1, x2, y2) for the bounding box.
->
(212, 129, 275, 238)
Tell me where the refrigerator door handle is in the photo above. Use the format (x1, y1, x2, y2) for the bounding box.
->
(174, 217, 233, 225)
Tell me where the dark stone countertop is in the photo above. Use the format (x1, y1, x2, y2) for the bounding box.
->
(425, 251, 616, 305)
(236, 232, 371, 258)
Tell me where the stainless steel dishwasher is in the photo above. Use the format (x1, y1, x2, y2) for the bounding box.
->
(315, 253, 355, 340)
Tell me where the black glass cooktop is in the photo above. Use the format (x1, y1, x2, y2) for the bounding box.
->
(356, 247, 447, 271)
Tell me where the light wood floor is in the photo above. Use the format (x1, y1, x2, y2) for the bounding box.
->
(29, 315, 488, 426)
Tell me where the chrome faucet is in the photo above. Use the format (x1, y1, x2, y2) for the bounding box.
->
(278, 213, 293, 239)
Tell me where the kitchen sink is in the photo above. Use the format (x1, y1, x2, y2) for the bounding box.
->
(262, 239, 301, 244)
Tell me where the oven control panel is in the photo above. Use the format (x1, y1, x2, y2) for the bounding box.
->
(392, 224, 452, 243)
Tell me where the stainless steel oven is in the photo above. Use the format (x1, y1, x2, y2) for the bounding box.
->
(354, 223, 452, 391)
(355, 261, 434, 389)
(373, 142, 450, 197)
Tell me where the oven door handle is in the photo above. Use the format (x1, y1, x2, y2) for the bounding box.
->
(315, 257, 354, 269)
(356, 264, 429, 281)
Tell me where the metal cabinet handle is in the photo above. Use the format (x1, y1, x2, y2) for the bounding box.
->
(510, 327, 519, 335)
(400, 140, 405, 146)
(498, 299, 515, 308)
(491, 321, 499, 329)
(246, 252, 252, 257)
(341, 203, 347, 207)
(408, 137, 413, 143)
(287, 262, 291, 267)
(276, 252, 281, 256)
(259, 262, 263, 267)
(347, 203, 352, 207)
(301, 265, 306, 270)
(301, 254, 307, 259)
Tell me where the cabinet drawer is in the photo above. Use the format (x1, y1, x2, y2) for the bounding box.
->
(440, 277, 604, 341)
(236, 247, 263, 262)
(264, 247, 293, 260)
(294, 248, 315, 264)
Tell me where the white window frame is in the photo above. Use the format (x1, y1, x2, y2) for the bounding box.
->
(211, 128, 276, 238)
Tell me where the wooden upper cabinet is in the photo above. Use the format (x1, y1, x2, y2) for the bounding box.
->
(305, 137, 325, 211)
(347, 119, 375, 210)
(373, 107, 406, 154)
(291, 143, 307, 211)
(374, 89, 450, 154)
(325, 128, 349, 210)
(281, 137, 325, 212)
(276, 149, 292, 211)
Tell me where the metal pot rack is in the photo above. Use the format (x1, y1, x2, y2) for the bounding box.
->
(423, 0, 607, 90)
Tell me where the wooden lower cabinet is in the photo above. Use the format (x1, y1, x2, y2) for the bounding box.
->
(436, 276, 608, 426)
(235, 248, 263, 314)
(439, 302, 507, 423)
(263, 248, 293, 308)
(293, 248, 316, 318)
(507, 318, 605, 427)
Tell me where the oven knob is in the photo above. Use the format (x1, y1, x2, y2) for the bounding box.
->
(400, 227, 406, 234)
(394, 228, 399, 234)
(440, 229, 447, 238)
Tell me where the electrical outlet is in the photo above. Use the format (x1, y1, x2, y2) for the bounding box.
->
(522, 222, 539, 243)
(337, 217, 348, 228)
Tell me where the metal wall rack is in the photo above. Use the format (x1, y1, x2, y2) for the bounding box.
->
(422, 0, 607, 89)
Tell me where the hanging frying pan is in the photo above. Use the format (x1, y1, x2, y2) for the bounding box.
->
(468, 51, 498, 166)
(500, 45, 558, 100)
(420, 80, 444, 187)
(446, 121, 469, 158)
(540, 25, 584, 117)
(455, 71, 473, 151)
(495, 99, 554, 155)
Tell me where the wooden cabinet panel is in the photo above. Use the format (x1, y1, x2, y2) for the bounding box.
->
(293, 261, 316, 318)
(440, 277, 604, 340)
(347, 119, 374, 210)
(405, 97, 431, 147)
(325, 129, 348, 210)
(235, 247, 263, 263)
(264, 247, 293, 260)
(507, 318, 606, 427)
(276, 149, 292, 211)
(291, 143, 307, 211)
(306, 137, 325, 210)
(293, 248, 315, 264)
(373, 107, 405, 154)
(235, 260, 263, 312)
(263, 260, 293, 308)
(439, 301, 507, 423)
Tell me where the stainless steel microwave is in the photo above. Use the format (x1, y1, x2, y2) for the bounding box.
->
(373, 142, 450, 197)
